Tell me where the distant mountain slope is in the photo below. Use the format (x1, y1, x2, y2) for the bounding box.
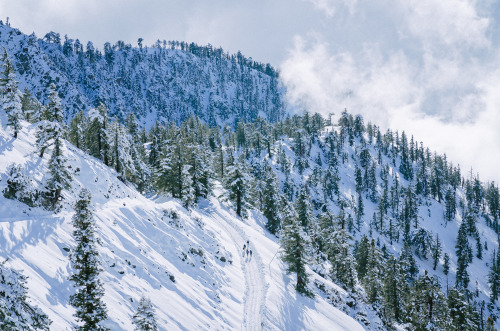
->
(0, 22, 284, 127)
(0, 115, 365, 329)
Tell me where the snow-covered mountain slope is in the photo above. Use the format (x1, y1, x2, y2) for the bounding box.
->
(0, 22, 284, 127)
(0, 116, 364, 329)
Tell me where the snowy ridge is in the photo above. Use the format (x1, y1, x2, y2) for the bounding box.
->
(0, 23, 284, 127)
(0, 116, 364, 329)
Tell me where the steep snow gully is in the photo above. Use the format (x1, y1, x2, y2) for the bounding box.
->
(206, 204, 267, 330)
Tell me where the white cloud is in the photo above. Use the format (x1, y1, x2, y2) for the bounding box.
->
(403, 0, 490, 49)
(281, 0, 500, 183)
(304, 0, 357, 17)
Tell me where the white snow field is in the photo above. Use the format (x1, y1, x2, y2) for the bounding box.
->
(0, 116, 364, 330)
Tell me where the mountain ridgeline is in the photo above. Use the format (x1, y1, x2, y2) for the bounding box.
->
(2, 22, 500, 330)
(0, 21, 284, 126)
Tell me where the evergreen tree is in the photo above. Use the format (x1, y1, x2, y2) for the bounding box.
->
(2, 163, 36, 206)
(224, 158, 251, 218)
(354, 235, 370, 279)
(85, 103, 111, 166)
(69, 189, 108, 330)
(431, 234, 442, 270)
(0, 50, 23, 138)
(325, 218, 358, 291)
(35, 83, 65, 158)
(68, 110, 86, 150)
(363, 239, 384, 305)
(44, 133, 71, 210)
(455, 222, 472, 290)
(382, 256, 406, 323)
(489, 249, 500, 303)
(400, 241, 418, 282)
(447, 287, 478, 330)
(132, 297, 158, 331)
(406, 271, 449, 330)
(295, 184, 314, 233)
(0, 260, 51, 330)
(180, 165, 196, 209)
(20, 88, 42, 123)
(445, 187, 456, 222)
(280, 201, 313, 297)
(262, 164, 281, 235)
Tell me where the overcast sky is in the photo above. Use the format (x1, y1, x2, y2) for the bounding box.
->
(1, 0, 499, 183)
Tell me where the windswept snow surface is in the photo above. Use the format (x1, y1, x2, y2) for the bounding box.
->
(0, 116, 364, 330)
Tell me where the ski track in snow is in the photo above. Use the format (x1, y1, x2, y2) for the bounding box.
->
(209, 206, 266, 331)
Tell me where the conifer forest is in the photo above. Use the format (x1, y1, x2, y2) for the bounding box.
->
(0, 19, 500, 330)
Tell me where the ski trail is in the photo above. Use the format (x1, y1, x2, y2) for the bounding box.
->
(208, 206, 266, 331)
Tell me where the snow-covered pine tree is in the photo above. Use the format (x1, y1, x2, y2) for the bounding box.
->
(224, 157, 251, 218)
(382, 256, 407, 324)
(181, 165, 196, 209)
(488, 249, 500, 303)
(363, 239, 384, 305)
(0, 260, 51, 330)
(325, 216, 358, 291)
(132, 297, 159, 331)
(2, 163, 36, 206)
(69, 189, 108, 330)
(20, 88, 42, 123)
(295, 184, 314, 233)
(35, 83, 65, 158)
(445, 187, 456, 222)
(447, 287, 479, 330)
(406, 271, 449, 330)
(280, 199, 313, 297)
(85, 103, 111, 166)
(262, 164, 281, 235)
(431, 234, 442, 270)
(44, 132, 72, 210)
(455, 221, 472, 290)
(68, 110, 86, 150)
(189, 144, 213, 200)
(0, 49, 23, 138)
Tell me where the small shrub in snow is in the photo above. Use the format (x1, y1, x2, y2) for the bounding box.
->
(2, 163, 37, 206)
(132, 297, 159, 331)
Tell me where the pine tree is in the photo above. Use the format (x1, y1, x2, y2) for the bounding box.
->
(2, 163, 36, 206)
(431, 234, 442, 270)
(363, 239, 384, 305)
(407, 271, 449, 330)
(36, 83, 65, 158)
(489, 249, 500, 303)
(354, 235, 370, 279)
(69, 189, 108, 330)
(262, 164, 281, 235)
(85, 103, 111, 166)
(445, 187, 456, 222)
(0, 260, 51, 330)
(44, 133, 72, 210)
(325, 217, 358, 291)
(224, 157, 251, 218)
(0, 49, 23, 138)
(295, 184, 314, 233)
(382, 256, 406, 323)
(132, 297, 158, 331)
(68, 110, 86, 150)
(280, 201, 313, 297)
(455, 222, 472, 290)
(400, 241, 418, 282)
(180, 165, 196, 209)
(20, 88, 42, 123)
(447, 287, 478, 330)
